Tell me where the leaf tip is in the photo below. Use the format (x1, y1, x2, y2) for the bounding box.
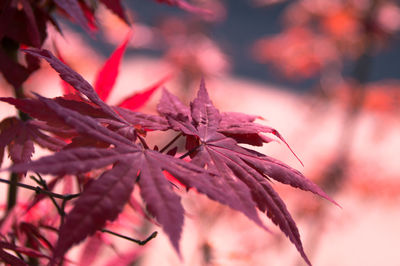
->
(272, 129, 304, 167)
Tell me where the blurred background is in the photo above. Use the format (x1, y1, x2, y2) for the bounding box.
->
(1, 0, 400, 265)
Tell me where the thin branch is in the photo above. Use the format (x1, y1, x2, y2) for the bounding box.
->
(100, 229, 158, 246)
(179, 145, 200, 159)
(29, 175, 64, 216)
(29, 175, 42, 186)
(60, 199, 69, 226)
(0, 177, 80, 200)
(137, 135, 149, 149)
(6, 173, 19, 211)
(160, 133, 182, 153)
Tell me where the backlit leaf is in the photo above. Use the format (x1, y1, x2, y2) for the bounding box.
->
(94, 31, 132, 102)
(117, 75, 170, 110)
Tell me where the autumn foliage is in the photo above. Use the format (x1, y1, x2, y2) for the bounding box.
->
(0, 1, 339, 265)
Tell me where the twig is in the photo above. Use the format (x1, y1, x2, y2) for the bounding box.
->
(137, 135, 149, 149)
(0, 177, 80, 200)
(160, 133, 182, 153)
(6, 173, 19, 211)
(100, 229, 158, 245)
(179, 145, 200, 159)
(29, 175, 64, 216)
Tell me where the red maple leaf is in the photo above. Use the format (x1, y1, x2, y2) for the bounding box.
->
(2, 49, 337, 266)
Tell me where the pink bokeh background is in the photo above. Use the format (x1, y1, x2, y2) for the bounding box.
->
(1, 3, 400, 265)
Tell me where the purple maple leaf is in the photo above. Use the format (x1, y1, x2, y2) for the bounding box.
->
(156, 79, 338, 265)
(51, 162, 136, 265)
(7, 94, 237, 260)
(3, 49, 337, 266)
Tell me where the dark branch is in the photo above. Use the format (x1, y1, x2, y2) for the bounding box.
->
(30, 175, 64, 216)
(0, 177, 80, 200)
(160, 133, 182, 153)
(179, 145, 200, 159)
(137, 135, 149, 149)
(100, 229, 158, 245)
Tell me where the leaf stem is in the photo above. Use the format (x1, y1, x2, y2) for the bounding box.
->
(100, 229, 158, 245)
(179, 145, 200, 159)
(137, 135, 149, 149)
(160, 133, 182, 153)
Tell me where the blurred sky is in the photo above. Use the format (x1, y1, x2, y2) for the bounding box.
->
(75, 1, 400, 91)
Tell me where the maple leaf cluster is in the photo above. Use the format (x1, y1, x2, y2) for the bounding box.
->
(0, 0, 216, 90)
(0, 1, 339, 265)
(0, 45, 336, 265)
(0, 0, 127, 89)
